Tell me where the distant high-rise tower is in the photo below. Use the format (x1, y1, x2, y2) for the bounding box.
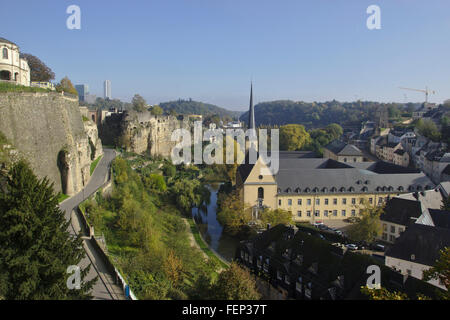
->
(104, 80, 111, 99)
(75, 84, 89, 102)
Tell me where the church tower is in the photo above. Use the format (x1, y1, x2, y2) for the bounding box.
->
(246, 82, 258, 152)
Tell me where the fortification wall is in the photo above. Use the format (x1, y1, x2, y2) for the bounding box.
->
(100, 110, 192, 158)
(0, 92, 103, 195)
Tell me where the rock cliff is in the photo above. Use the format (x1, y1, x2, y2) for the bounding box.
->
(100, 110, 192, 158)
(0, 92, 103, 196)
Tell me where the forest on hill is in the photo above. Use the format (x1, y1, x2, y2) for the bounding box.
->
(239, 100, 417, 129)
(159, 99, 242, 120)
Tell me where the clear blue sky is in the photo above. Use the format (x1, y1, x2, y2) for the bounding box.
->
(2, 0, 450, 110)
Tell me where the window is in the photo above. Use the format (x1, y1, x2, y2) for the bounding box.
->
(258, 187, 264, 199)
(383, 224, 387, 231)
(344, 158, 347, 162)
(298, 199, 302, 205)
(297, 211, 302, 217)
(378, 198, 383, 204)
(351, 210, 356, 217)
(307, 199, 311, 206)
(389, 235, 396, 242)
(324, 210, 329, 217)
(2, 48, 8, 59)
(279, 199, 282, 206)
(307, 211, 311, 217)
(333, 210, 337, 217)
(342, 210, 346, 217)
(390, 226, 396, 233)
(369, 198, 373, 204)
(342, 198, 347, 205)
(352, 198, 356, 205)
(288, 199, 292, 206)
(316, 199, 320, 205)
(382, 233, 387, 240)
(325, 199, 329, 205)
(360, 198, 364, 204)
(398, 227, 404, 234)
(354, 158, 357, 162)
(315, 210, 320, 217)
(333, 198, 338, 205)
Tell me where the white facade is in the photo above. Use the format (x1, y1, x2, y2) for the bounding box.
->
(0, 38, 30, 86)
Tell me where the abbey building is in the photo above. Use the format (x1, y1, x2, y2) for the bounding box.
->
(236, 86, 435, 223)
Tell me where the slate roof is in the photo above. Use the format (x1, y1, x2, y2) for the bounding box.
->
(380, 198, 422, 226)
(394, 149, 406, 156)
(386, 223, 450, 266)
(324, 140, 363, 156)
(441, 164, 450, 176)
(429, 209, 450, 229)
(275, 160, 433, 195)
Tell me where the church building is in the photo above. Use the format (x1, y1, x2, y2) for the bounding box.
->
(236, 85, 435, 223)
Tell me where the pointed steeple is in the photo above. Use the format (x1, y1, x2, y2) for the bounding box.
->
(248, 82, 256, 130)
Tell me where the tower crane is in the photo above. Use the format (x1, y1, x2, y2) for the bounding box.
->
(399, 86, 436, 103)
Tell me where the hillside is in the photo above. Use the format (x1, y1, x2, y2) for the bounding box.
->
(159, 99, 242, 119)
(239, 100, 407, 128)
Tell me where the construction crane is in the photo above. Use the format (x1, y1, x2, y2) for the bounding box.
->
(399, 86, 436, 103)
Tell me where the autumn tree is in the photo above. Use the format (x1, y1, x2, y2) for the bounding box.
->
(423, 247, 450, 300)
(260, 208, 293, 228)
(210, 262, 261, 300)
(347, 201, 383, 243)
(55, 76, 78, 95)
(0, 161, 95, 299)
(163, 250, 183, 286)
(280, 124, 311, 151)
(20, 53, 55, 82)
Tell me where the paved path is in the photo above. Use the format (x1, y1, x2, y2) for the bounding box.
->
(59, 149, 125, 300)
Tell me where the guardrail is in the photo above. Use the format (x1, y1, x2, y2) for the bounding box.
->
(75, 155, 137, 300)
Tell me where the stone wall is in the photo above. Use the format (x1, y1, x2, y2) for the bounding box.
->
(100, 110, 192, 158)
(0, 92, 103, 195)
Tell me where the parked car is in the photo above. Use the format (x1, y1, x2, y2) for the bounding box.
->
(346, 244, 358, 251)
(335, 230, 343, 236)
(373, 244, 385, 252)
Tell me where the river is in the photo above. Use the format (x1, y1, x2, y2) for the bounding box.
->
(192, 183, 241, 262)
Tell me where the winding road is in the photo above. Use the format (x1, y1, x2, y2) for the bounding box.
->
(59, 148, 125, 300)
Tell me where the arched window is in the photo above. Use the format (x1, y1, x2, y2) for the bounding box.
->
(258, 187, 264, 200)
(2, 48, 8, 59)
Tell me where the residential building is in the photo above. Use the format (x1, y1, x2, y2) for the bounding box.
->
(323, 140, 364, 163)
(385, 223, 450, 290)
(237, 224, 441, 300)
(423, 149, 450, 184)
(379, 198, 422, 243)
(393, 149, 410, 167)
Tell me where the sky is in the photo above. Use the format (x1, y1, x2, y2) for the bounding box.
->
(2, 0, 450, 110)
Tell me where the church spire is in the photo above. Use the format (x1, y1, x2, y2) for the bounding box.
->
(248, 82, 256, 130)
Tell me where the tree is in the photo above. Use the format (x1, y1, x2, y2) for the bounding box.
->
(210, 262, 261, 300)
(143, 174, 167, 192)
(150, 105, 163, 116)
(132, 94, 147, 112)
(361, 286, 409, 300)
(347, 201, 383, 243)
(216, 190, 251, 235)
(280, 124, 311, 151)
(416, 118, 441, 141)
(55, 76, 78, 95)
(20, 53, 55, 82)
(171, 179, 203, 213)
(423, 247, 450, 299)
(0, 161, 95, 299)
(163, 250, 183, 286)
(260, 208, 292, 227)
(441, 197, 450, 211)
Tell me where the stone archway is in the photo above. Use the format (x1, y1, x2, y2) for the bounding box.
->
(0, 70, 11, 81)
